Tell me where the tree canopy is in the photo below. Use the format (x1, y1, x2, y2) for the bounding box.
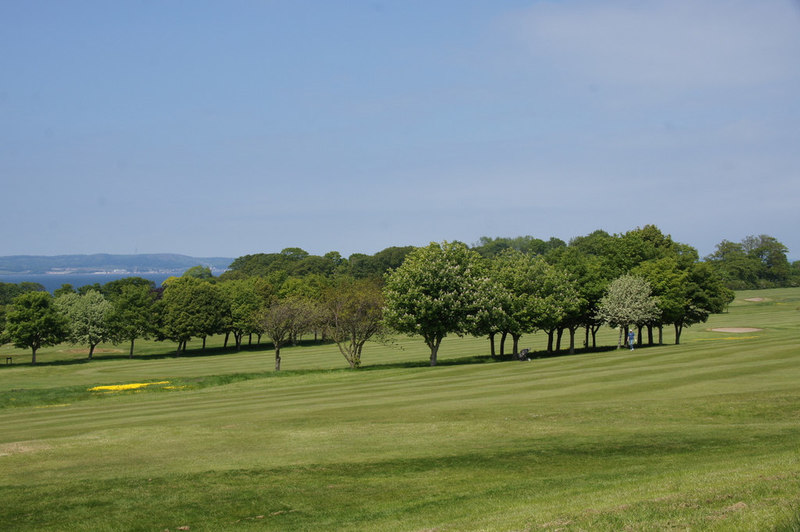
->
(383, 241, 491, 366)
(5, 292, 68, 363)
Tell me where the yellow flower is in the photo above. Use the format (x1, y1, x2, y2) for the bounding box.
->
(89, 381, 169, 392)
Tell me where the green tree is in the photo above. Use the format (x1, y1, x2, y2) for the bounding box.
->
(532, 263, 582, 354)
(107, 284, 157, 357)
(383, 241, 490, 366)
(490, 250, 550, 356)
(220, 277, 273, 350)
(547, 246, 610, 349)
(55, 290, 115, 360)
(182, 265, 215, 280)
(53, 283, 77, 297)
(673, 263, 734, 344)
(705, 240, 760, 289)
(632, 258, 685, 345)
(260, 298, 306, 371)
(77, 283, 103, 295)
(473, 236, 565, 258)
(742, 234, 791, 287)
(0, 282, 46, 305)
(322, 277, 384, 368)
(159, 277, 227, 354)
(706, 235, 792, 289)
(101, 276, 156, 299)
(596, 275, 661, 349)
(5, 292, 68, 363)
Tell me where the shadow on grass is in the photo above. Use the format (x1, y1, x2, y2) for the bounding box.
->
(1, 343, 671, 409)
(0, 338, 334, 369)
(0, 340, 666, 371)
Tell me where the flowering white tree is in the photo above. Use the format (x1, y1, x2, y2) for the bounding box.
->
(383, 241, 492, 366)
(55, 290, 115, 360)
(595, 274, 661, 349)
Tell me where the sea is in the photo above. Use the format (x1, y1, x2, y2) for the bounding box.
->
(0, 273, 176, 293)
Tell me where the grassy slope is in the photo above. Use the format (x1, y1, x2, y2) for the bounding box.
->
(1, 288, 799, 531)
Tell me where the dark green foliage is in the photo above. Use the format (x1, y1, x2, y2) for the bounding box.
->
(473, 235, 565, 257)
(182, 265, 214, 279)
(53, 283, 76, 297)
(222, 246, 415, 282)
(159, 277, 227, 353)
(5, 291, 68, 363)
(706, 234, 794, 289)
(101, 276, 156, 299)
(0, 281, 45, 305)
(108, 283, 158, 357)
(348, 246, 415, 278)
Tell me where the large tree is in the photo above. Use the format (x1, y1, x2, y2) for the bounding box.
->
(159, 277, 227, 354)
(55, 290, 115, 360)
(5, 291, 68, 364)
(673, 263, 734, 344)
(489, 250, 580, 356)
(706, 234, 792, 289)
(220, 277, 273, 350)
(596, 275, 661, 349)
(547, 246, 610, 350)
(383, 241, 491, 366)
(107, 283, 157, 357)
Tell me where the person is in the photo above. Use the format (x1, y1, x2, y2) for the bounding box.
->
(628, 330, 635, 350)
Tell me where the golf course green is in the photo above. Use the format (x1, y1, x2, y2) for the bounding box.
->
(2, 288, 799, 531)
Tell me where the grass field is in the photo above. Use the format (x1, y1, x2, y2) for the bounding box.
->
(1, 288, 799, 531)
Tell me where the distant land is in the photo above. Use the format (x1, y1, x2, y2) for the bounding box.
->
(0, 254, 233, 275)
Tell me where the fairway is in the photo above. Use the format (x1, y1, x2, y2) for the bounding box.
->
(2, 288, 800, 531)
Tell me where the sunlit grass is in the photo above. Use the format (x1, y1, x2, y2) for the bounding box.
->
(1, 287, 799, 530)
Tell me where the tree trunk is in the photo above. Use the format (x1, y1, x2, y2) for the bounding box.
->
(274, 346, 281, 371)
(584, 325, 590, 349)
(88, 343, 96, 360)
(427, 336, 443, 366)
(637, 326, 643, 347)
(591, 324, 601, 348)
(647, 325, 654, 345)
(556, 328, 564, 352)
(129, 339, 135, 358)
(617, 327, 623, 349)
(202, 336, 207, 352)
(500, 331, 507, 357)
(568, 326, 576, 355)
(489, 332, 496, 358)
(674, 323, 683, 345)
(546, 330, 555, 353)
(31, 347, 37, 365)
(223, 331, 230, 348)
(512, 333, 521, 357)
(658, 325, 663, 345)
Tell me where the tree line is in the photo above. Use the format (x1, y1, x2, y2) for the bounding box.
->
(1, 226, 794, 368)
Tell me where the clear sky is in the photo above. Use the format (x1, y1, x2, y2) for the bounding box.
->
(2, 1, 799, 260)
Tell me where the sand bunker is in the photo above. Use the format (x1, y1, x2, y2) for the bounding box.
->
(710, 327, 763, 333)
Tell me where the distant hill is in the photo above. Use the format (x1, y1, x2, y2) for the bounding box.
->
(0, 254, 233, 275)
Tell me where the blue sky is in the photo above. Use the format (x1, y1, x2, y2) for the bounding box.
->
(2, 0, 799, 260)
